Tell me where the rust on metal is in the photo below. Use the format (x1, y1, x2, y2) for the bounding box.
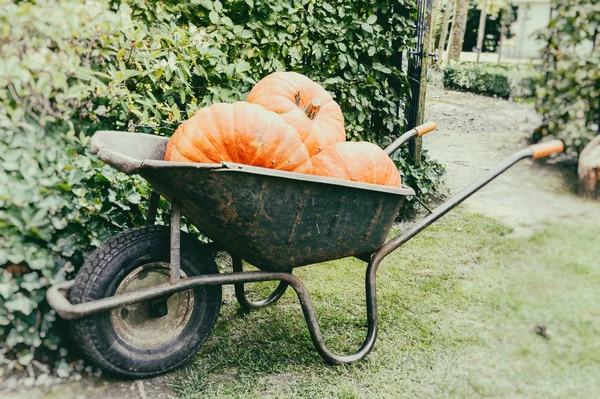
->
(326, 196, 345, 236)
(363, 197, 385, 241)
(47, 263, 381, 365)
(287, 195, 308, 244)
(111, 263, 194, 349)
(49, 130, 546, 368)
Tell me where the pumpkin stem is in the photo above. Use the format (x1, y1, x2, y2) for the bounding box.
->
(305, 98, 321, 120)
(294, 92, 301, 106)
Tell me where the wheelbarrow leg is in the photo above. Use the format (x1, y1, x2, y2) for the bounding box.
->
(233, 257, 289, 310)
(47, 260, 378, 364)
(286, 256, 381, 365)
(146, 191, 160, 225)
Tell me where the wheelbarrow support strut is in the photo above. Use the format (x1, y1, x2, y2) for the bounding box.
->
(46, 141, 564, 365)
(233, 258, 290, 310)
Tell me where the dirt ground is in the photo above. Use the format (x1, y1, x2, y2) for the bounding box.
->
(3, 81, 599, 399)
(0, 372, 175, 399)
(424, 81, 600, 236)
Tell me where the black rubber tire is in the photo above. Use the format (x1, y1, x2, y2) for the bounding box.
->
(69, 225, 221, 379)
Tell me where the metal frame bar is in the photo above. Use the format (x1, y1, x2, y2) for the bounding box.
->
(232, 256, 289, 310)
(47, 147, 539, 365)
(384, 129, 419, 156)
(146, 191, 160, 225)
(47, 266, 379, 365)
(375, 148, 534, 259)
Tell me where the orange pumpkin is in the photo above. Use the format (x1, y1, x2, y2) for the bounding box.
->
(311, 142, 402, 188)
(246, 71, 345, 156)
(164, 133, 177, 161)
(165, 102, 312, 174)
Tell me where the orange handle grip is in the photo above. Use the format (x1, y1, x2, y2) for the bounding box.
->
(415, 121, 437, 137)
(530, 140, 564, 159)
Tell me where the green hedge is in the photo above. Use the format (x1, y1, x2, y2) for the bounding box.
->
(0, 0, 445, 371)
(442, 62, 540, 100)
(0, 1, 163, 371)
(534, 0, 600, 154)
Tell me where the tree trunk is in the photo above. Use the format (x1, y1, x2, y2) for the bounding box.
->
(428, 0, 441, 65)
(448, 0, 469, 62)
(475, 0, 488, 63)
(578, 135, 600, 200)
(497, 23, 506, 63)
(437, 0, 454, 66)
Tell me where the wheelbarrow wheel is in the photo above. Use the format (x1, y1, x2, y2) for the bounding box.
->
(69, 225, 221, 379)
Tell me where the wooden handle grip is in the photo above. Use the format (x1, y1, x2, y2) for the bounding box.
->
(530, 140, 564, 159)
(415, 122, 437, 136)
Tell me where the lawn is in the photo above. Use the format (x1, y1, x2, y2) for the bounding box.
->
(170, 210, 600, 398)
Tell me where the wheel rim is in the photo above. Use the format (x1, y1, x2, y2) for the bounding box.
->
(110, 262, 195, 349)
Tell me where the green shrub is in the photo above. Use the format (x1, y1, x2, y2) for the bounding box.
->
(0, 0, 444, 370)
(534, 1, 600, 154)
(0, 0, 160, 370)
(442, 62, 539, 100)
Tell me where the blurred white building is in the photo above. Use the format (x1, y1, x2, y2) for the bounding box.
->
(503, 0, 551, 60)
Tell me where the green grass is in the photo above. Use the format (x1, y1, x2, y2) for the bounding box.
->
(170, 211, 600, 398)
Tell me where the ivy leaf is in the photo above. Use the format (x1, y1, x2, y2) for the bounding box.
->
(322, 3, 334, 13)
(127, 191, 142, 204)
(18, 353, 34, 366)
(5, 295, 36, 315)
(209, 11, 219, 24)
(221, 16, 234, 27)
(361, 23, 373, 33)
(366, 15, 377, 25)
(0, 282, 18, 300)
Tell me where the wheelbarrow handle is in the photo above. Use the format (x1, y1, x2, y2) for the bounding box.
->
(384, 122, 437, 156)
(529, 140, 565, 159)
(373, 140, 565, 262)
(415, 121, 437, 136)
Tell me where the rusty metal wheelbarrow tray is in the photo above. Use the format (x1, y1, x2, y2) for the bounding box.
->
(46, 124, 564, 376)
(90, 130, 416, 272)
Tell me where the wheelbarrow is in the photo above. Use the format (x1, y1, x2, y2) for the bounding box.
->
(46, 123, 564, 378)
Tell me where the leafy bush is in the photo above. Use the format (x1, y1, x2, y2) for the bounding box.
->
(534, 1, 600, 154)
(0, 0, 160, 370)
(107, 0, 419, 143)
(0, 0, 444, 370)
(442, 62, 539, 100)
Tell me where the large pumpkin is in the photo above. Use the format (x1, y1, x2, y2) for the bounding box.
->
(246, 71, 345, 156)
(311, 142, 402, 188)
(165, 102, 312, 174)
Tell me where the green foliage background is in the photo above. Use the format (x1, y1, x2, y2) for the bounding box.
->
(534, 0, 600, 154)
(0, 0, 444, 369)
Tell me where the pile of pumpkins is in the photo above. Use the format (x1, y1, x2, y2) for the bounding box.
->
(164, 71, 401, 188)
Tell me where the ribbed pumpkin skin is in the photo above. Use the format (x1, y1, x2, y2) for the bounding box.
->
(311, 142, 402, 188)
(164, 133, 177, 161)
(165, 102, 312, 174)
(246, 72, 345, 157)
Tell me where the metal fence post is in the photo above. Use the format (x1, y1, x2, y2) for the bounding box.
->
(404, 0, 433, 166)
